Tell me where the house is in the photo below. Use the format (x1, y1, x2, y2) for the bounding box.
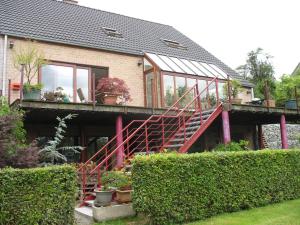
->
(0, 0, 296, 169)
(292, 63, 300, 76)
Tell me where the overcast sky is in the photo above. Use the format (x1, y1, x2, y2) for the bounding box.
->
(79, 0, 299, 79)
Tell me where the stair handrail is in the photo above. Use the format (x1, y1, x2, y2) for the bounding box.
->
(79, 77, 219, 174)
(88, 77, 220, 174)
(78, 82, 204, 171)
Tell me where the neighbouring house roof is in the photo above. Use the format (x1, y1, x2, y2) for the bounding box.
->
(0, 0, 253, 87)
(292, 63, 300, 76)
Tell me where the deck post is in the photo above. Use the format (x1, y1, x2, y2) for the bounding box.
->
(116, 115, 124, 167)
(280, 114, 288, 149)
(222, 110, 231, 144)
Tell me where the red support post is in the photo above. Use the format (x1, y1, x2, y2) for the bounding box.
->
(222, 110, 231, 144)
(116, 115, 124, 167)
(280, 114, 288, 149)
(162, 118, 165, 145)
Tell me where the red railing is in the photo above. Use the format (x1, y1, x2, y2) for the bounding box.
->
(78, 77, 222, 199)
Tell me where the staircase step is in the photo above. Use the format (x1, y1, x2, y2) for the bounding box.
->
(186, 121, 201, 126)
(195, 109, 215, 115)
(165, 143, 184, 149)
(170, 137, 189, 143)
(175, 131, 195, 137)
(190, 114, 210, 121)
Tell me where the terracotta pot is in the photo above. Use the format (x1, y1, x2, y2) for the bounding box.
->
(263, 99, 275, 107)
(103, 94, 118, 105)
(231, 98, 242, 104)
(116, 190, 132, 203)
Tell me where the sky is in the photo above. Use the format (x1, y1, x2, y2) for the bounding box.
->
(78, 0, 300, 79)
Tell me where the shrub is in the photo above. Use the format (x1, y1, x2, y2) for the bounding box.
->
(0, 165, 77, 225)
(132, 150, 300, 225)
(213, 140, 249, 152)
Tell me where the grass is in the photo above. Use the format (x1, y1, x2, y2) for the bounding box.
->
(94, 198, 300, 225)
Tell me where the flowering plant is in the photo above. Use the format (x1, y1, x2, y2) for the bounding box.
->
(96, 77, 132, 103)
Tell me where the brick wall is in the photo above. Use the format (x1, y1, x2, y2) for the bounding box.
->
(6, 37, 144, 106)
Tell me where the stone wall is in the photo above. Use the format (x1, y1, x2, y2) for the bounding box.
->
(263, 124, 300, 149)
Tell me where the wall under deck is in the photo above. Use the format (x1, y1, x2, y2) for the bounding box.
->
(6, 37, 144, 106)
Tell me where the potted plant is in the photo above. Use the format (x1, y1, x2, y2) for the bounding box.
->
(42, 87, 70, 103)
(115, 172, 132, 204)
(223, 79, 242, 104)
(94, 171, 118, 207)
(96, 77, 131, 105)
(13, 41, 47, 100)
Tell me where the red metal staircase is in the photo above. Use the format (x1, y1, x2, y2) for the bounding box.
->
(78, 77, 223, 201)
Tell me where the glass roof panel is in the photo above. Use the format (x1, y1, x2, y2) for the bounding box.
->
(208, 64, 227, 79)
(146, 53, 172, 71)
(191, 61, 212, 77)
(169, 57, 195, 75)
(188, 61, 207, 76)
(158, 55, 185, 73)
(198, 62, 216, 77)
(183, 60, 205, 76)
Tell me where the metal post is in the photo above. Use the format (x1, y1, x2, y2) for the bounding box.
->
(116, 115, 124, 167)
(145, 124, 149, 155)
(20, 64, 25, 102)
(162, 118, 165, 145)
(8, 79, 11, 105)
(227, 75, 231, 104)
(92, 73, 96, 109)
(295, 86, 299, 114)
(215, 79, 219, 105)
(222, 110, 231, 144)
(280, 114, 288, 149)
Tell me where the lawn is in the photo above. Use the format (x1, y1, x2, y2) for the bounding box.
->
(94, 198, 300, 225)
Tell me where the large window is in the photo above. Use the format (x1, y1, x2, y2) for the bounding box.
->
(41, 63, 108, 103)
(162, 73, 226, 108)
(41, 65, 74, 101)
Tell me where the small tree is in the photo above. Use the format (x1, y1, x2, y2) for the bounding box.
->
(38, 114, 83, 164)
(275, 72, 300, 106)
(223, 79, 242, 100)
(237, 48, 276, 100)
(12, 40, 47, 91)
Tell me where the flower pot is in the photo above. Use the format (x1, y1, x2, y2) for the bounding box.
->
(231, 98, 242, 104)
(285, 100, 297, 109)
(94, 189, 113, 207)
(103, 94, 118, 105)
(23, 89, 41, 100)
(116, 190, 132, 203)
(263, 99, 275, 107)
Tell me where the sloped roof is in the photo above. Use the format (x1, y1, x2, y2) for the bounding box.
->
(0, 0, 252, 86)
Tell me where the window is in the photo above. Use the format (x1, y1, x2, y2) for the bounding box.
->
(102, 27, 123, 38)
(162, 39, 187, 50)
(41, 65, 74, 101)
(41, 63, 108, 103)
(163, 75, 175, 107)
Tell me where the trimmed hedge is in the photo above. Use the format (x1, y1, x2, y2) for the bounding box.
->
(132, 150, 300, 224)
(0, 165, 77, 225)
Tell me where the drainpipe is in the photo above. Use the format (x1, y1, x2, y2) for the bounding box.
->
(2, 35, 8, 96)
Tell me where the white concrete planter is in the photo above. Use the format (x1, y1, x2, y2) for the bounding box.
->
(93, 203, 136, 222)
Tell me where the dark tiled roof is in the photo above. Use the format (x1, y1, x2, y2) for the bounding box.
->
(0, 0, 252, 86)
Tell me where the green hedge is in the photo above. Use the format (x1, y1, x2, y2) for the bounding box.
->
(0, 165, 77, 225)
(132, 150, 300, 225)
